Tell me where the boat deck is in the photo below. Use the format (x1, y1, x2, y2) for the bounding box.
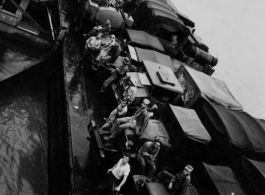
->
(60, 0, 120, 193)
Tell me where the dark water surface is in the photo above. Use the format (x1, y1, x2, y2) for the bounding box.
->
(0, 68, 48, 194)
(0, 34, 46, 82)
(0, 34, 51, 195)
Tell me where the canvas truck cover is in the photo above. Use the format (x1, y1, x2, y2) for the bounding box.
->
(143, 60, 183, 94)
(161, 0, 195, 27)
(255, 118, 265, 130)
(176, 65, 243, 111)
(169, 104, 211, 144)
(143, 0, 173, 11)
(132, 1, 189, 34)
(143, 0, 195, 27)
(171, 58, 188, 71)
(242, 156, 265, 195)
(126, 29, 165, 53)
(140, 119, 171, 148)
(203, 163, 246, 195)
(135, 47, 175, 71)
(202, 101, 265, 154)
(145, 1, 179, 20)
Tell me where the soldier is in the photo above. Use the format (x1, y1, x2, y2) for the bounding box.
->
(98, 100, 128, 134)
(79, 33, 102, 66)
(105, 98, 150, 143)
(137, 137, 161, 179)
(170, 34, 178, 46)
(154, 165, 194, 195)
(122, 78, 137, 104)
(168, 165, 194, 195)
(96, 35, 119, 68)
(84, 19, 111, 38)
(96, 153, 131, 195)
(98, 57, 131, 92)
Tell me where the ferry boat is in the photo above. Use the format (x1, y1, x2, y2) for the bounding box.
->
(1, 0, 264, 194)
(59, 0, 265, 195)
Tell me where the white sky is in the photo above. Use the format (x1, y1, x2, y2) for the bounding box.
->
(174, 0, 265, 119)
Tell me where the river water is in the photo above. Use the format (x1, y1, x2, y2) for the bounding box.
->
(0, 78, 48, 195)
(0, 32, 51, 194)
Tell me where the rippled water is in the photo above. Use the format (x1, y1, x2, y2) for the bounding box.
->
(0, 79, 48, 195)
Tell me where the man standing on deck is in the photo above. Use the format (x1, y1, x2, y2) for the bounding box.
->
(96, 153, 131, 195)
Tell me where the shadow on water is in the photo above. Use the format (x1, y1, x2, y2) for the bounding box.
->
(0, 35, 49, 82)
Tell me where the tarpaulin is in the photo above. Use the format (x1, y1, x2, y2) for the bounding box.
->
(143, 0, 173, 11)
(176, 65, 243, 111)
(145, 1, 179, 20)
(203, 163, 246, 195)
(143, 0, 195, 27)
(135, 47, 175, 71)
(140, 119, 171, 148)
(202, 101, 265, 154)
(143, 60, 183, 93)
(132, 1, 189, 34)
(171, 58, 188, 71)
(126, 29, 165, 53)
(162, 0, 195, 27)
(169, 104, 211, 144)
(242, 156, 265, 195)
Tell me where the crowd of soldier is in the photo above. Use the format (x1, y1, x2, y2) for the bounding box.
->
(77, 8, 188, 195)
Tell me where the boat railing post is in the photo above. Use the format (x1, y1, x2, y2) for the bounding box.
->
(47, 7, 55, 40)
